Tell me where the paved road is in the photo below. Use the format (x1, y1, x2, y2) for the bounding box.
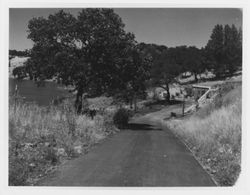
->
(38, 112, 215, 186)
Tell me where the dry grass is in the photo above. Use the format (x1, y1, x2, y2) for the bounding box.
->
(166, 84, 241, 186)
(9, 99, 117, 185)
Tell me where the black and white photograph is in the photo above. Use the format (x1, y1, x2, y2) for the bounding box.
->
(1, 0, 249, 193)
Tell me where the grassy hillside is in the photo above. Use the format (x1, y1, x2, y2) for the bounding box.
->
(166, 82, 242, 186)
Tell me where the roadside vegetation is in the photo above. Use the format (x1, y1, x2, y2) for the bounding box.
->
(113, 108, 131, 129)
(9, 98, 117, 186)
(166, 82, 241, 186)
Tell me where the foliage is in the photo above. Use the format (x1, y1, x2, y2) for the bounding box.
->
(184, 47, 206, 82)
(205, 24, 242, 77)
(137, 43, 168, 65)
(113, 108, 130, 129)
(205, 24, 224, 77)
(24, 9, 150, 112)
(151, 47, 184, 101)
(9, 49, 30, 57)
(12, 66, 27, 79)
(111, 44, 152, 106)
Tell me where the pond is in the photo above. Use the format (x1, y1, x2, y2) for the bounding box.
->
(9, 78, 71, 106)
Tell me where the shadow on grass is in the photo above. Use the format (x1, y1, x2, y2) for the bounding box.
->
(126, 123, 162, 131)
(163, 113, 186, 121)
(145, 99, 182, 107)
(134, 100, 183, 117)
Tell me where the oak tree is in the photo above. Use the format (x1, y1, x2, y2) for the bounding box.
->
(25, 9, 150, 112)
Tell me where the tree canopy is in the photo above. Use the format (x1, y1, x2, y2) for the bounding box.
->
(184, 46, 205, 82)
(25, 9, 151, 112)
(151, 47, 183, 101)
(205, 24, 242, 78)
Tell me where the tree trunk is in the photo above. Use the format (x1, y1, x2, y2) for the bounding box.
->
(165, 83, 170, 103)
(130, 98, 133, 109)
(75, 88, 83, 114)
(194, 73, 198, 82)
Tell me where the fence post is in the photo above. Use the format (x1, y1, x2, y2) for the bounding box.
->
(134, 94, 137, 112)
(14, 84, 18, 113)
(182, 96, 185, 116)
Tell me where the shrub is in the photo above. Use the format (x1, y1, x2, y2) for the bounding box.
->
(184, 86, 193, 97)
(113, 108, 130, 129)
(12, 66, 27, 79)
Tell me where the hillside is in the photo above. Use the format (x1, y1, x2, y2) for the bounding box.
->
(135, 75, 242, 186)
(165, 81, 242, 186)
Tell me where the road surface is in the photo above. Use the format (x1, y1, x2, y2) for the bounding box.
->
(38, 108, 215, 186)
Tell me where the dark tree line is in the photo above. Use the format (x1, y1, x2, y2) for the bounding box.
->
(9, 49, 30, 57)
(138, 24, 241, 102)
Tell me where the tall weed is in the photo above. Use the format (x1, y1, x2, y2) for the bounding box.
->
(9, 100, 117, 185)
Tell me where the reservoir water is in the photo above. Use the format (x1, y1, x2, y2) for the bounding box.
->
(9, 78, 70, 106)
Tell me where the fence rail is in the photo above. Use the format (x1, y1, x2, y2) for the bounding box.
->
(184, 87, 219, 114)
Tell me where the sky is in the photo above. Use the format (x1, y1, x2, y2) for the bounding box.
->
(9, 8, 242, 50)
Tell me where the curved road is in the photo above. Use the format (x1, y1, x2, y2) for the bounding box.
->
(38, 110, 215, 186)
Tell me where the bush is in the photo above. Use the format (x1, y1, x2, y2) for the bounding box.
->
(12, 66, 27, 79)
(113, 108, 130, 129)
(184, 86, 193, 97)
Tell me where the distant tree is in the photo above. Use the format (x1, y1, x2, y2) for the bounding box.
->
(184, 46, 205, 82)
(9, 49, 30, 57)
(205, 24, 242, 78)
(223, 24, 242, 75)
(128, 48, 151, 111)
(137, 43, 168, 89)
(151, 48, 182, 102)
(25, 9, 150, 112)
(137, 43, 167, 60)
(12, 66, 27, 80)
(205, 24, 225, 78)
(112, 45, 151, 111)
(172, 46, 188, 73)
(238, 26, 242, 70)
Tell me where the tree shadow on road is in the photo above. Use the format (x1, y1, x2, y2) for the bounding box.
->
(127, 123, 162, 131)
